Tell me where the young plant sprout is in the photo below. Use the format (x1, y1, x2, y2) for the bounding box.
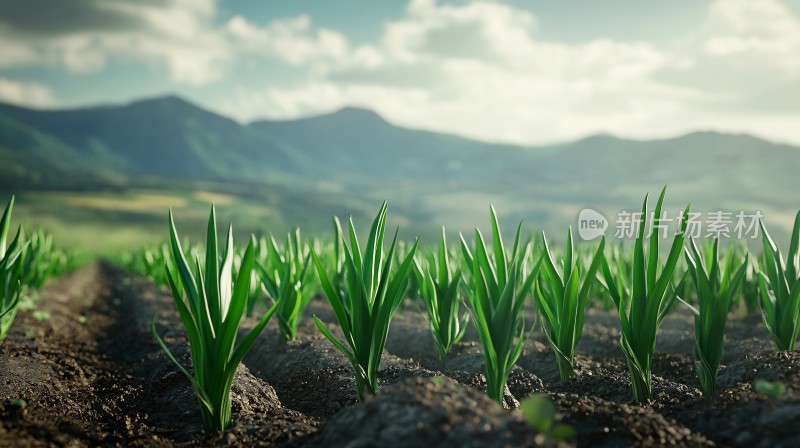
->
(593, 244, 626, 311)
(418, 227, 469, 362)
(152, 207, 278, 433)
(258, 229, 315, 341)
(310, 202, 419, 401)
(309, 217, 347, 304)
(460, 206, 541, 405)
(403, 241, 424, 302)
(140, 243, 176, 288)
(757, 211, 800, 351)
(601, 187, 689, 402)
(681, 239, 747, 395)
(243, 238, 269, 317)
(533, 229, 605, 381)
(0, 196, 27, 339)
(329, 216, 347, 299)
(520, 394, 577, 444)
(740, 259, 761, 316)
(18, 229, 58, 289)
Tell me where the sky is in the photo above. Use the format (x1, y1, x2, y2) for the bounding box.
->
(0, 0, 799, 145)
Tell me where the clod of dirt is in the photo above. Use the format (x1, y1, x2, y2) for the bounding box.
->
(306, 376, 565, 448)
(553, 394, 713, 447)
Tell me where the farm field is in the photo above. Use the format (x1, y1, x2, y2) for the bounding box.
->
(2, 2, 800, 445)
(7, 186, 798, 257)
(1, 181, 799, 448)
(1, 187, 369, 256)
(1, 261, 797, 447)
(0, 193, 797, 447)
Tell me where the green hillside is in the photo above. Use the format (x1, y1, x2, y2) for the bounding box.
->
(1, 95, 798, 251)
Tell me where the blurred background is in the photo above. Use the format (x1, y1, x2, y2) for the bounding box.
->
(0, 0, 798, 254)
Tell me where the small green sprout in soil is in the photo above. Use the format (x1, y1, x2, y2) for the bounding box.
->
(152, 206, 278, 433)
(311, 201, 418, 402)
(520, 394, 576, 446)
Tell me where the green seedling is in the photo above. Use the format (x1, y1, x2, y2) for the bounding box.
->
(460, 206, 541, 404)
(756, 211, 800, 351)
(601, 187, 689, 402)
(152, 207, 278, 433)
(310, 202, 419, 401)
(681, 239, 747, 395)
(534, 229, 605, 381)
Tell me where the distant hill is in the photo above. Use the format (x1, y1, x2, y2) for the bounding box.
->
(0, 96, 276, 186)
(1, 95, 798, 237)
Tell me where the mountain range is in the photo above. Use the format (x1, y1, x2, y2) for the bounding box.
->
(1, 95, 798, 240)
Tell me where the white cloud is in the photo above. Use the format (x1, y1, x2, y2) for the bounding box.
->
(0, 28, 41, 69)
(220, 0, 705, 144)
(0, 0, 354, 85)
(0, 0, 228, 84)
(703, 0, 800, 78)
(2, 0, 799, 145)
(0, 78, 57, 107)
(218, 0, 800, 145)
(225, 15, 349, 67)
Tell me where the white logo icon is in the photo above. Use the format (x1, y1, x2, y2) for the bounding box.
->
(578, 209, 608, 241)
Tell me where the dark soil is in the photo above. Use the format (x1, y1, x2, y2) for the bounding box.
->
(1, 263, 798, 447)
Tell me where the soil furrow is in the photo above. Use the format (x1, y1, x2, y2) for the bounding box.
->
(1, 265, 799, 447)
(0, 263, 318, 447)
